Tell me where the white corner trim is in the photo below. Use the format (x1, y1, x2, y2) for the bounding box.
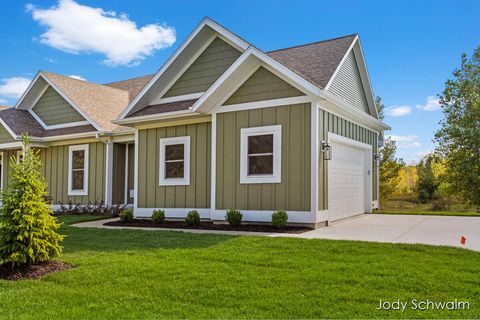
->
(104, 139, 114, 205)
(324, 35, 358, 91)
(210, 113, 217, 218)
(218, 96, 313, 113)
(151, 92, 205, 106)
(159, 136, 191, 186)
(124, 143, 130, 205)
(133, 130, 139, 212)
(0, 151, 3, 191)
(67, 144, 89, 196)
(40, 73, 103, 131)
(118, 17, 250, 120)
(240, 125, 281, 184)
(310, 103, 319, 217)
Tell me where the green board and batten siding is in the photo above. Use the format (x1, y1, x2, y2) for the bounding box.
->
(163, 37, 242, 98)
(1, 143, 106, 204)
(318, 109, 378, 210)
(216, 104, 311, 212)
(137, 123, 211, 209)
(32, 86, 85, 125)
(0, 125, 15, 144)
(223, 67, 305, 105)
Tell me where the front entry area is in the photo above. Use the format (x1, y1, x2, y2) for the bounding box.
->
(327, 133, 372, 222)
(112, 143, 135, 205)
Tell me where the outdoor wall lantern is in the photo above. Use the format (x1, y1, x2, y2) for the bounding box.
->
(322, 141, 332, 160)
(374, 154, 381, 165)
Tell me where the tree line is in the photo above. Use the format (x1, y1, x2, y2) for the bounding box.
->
(378, 45, 480, 211)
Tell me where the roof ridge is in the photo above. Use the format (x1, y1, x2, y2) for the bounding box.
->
(42, 71, 130, 95)
(267, 33, 357, 53)
(104, 74, 154, 86)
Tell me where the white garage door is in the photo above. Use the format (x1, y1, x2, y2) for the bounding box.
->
(328, 139, 367, 221)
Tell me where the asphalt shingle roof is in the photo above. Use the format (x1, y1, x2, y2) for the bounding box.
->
(267, 34, 357, 89)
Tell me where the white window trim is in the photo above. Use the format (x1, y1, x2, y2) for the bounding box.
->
(159, 136, 190, 186)
(68, 144, 89, 196)
(240, 125, 281, 184)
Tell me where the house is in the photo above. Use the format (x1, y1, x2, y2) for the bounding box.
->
(0, 18, 389, 227)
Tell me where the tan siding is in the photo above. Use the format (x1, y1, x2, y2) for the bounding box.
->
(0, 125, 15, 144)
(328, 51, 370, 114)
(223, 67, 305, 105)
(163, 37, 241, 98)
(137, 122, 211, 209)
(112, 144, 126, 204)
(32, 86, 85, 125)
(318, 110, 378, 210)
(216, 103, 311, 212)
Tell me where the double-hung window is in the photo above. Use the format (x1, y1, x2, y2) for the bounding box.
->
(240, 125, 281, 184)
(159, 136, 190, 186)
(68, 144, 89, 196)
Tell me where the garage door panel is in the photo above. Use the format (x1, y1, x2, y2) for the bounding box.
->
(328, 138, 367, 221)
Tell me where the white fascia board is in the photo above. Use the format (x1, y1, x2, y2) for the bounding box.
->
(113, 109, 196, 125)
(0, 118, 19, 140)
(324, 35, 358, 91)
(117, 17, 250, 120)
(192, 47, 321, 113)
(317, 95, 390, 132)
(0, 141, 47, 149)
(353, 38, 379, 119)
(14, 72, 41, 109)
(39, 73, 103, 131)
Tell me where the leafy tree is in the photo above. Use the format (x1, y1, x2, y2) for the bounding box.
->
(0, 135, 64, 267)
(379, 137, 404, 201)
(375, 96, 385, 120)
(435, 46, 480, 209)
(416, 155, 440, 203)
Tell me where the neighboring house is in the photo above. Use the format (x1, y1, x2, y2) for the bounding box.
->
(0, 18, 389, 226)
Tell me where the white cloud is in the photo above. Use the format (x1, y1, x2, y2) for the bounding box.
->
(416, 95, 441, 111)
(0, 98, 7, 104)
(68, 74, 86, 81)
(386, 134, 421, 148)
(385, 105, 412, 117)
(27, 0, 176, 66)
(0, 77, 31, 99)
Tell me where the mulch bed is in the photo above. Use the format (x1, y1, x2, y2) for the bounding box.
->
(105, 219, 312, 234)
(0, 261, 73, 281)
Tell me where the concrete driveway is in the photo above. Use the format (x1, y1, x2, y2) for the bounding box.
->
(293, 214, 480, 252)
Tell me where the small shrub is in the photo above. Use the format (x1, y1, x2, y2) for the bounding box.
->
(185, 210, 201, 226)
(431, 199, 449, 211)
(152, 210, 166, 224)
(272, 210, 288, 228)
(120, 209, 133, 222)
(225, 209, 242, 227)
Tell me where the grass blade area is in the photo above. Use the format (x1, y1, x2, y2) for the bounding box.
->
(0, 215, 478, 319)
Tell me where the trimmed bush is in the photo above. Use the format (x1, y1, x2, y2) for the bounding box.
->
(272, 210, 288, 228)
(120, 209, 133, 222)
(0, 135, 64, 267)
(152, 210, 166, 224)
(225, 209, 243, 227)
(185, 210, 200, 226)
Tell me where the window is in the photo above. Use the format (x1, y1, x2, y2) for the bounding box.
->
(159, 136, 190, 186)
(68, 144, 89, 195)
(240, 125, 281, 184)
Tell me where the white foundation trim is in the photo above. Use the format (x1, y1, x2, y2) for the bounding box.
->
(134, 208, 211, 219)
(212, 209, 316, 224)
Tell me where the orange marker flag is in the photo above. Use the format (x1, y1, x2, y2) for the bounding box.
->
(460, 236, 466, 245)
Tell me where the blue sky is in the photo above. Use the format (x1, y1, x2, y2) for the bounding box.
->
(0, 0, 478, 163)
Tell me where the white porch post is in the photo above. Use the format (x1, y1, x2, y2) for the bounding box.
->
(104, 138, 114, 206)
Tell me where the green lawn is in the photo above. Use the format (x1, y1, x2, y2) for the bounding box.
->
(0, 215, 479, 319)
